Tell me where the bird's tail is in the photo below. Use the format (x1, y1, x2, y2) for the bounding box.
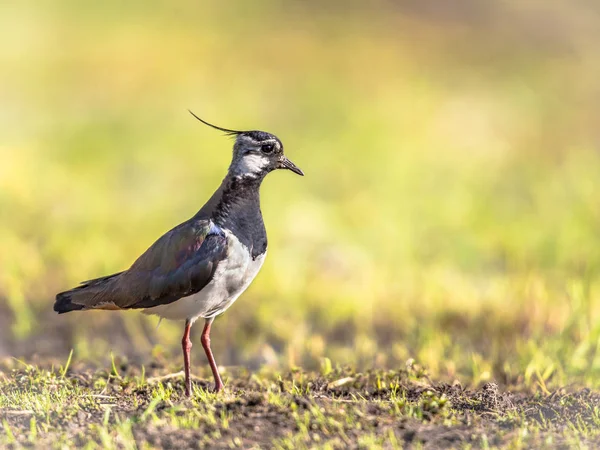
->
(54, 272, 124, 314)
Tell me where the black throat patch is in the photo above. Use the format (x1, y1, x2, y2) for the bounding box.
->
(211, 176, 268, 259)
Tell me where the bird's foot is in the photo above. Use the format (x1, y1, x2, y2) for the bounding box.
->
(184, 381, 222, 396)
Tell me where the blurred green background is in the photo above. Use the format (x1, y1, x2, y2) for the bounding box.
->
(1, 0, 599, 388)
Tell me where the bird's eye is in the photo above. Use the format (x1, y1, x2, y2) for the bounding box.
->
(261, 143, 274, 154)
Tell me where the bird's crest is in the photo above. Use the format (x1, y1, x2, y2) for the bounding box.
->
(188, 110, 244, 136)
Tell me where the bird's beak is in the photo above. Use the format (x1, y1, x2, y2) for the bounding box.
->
(279, 156, 304, 176)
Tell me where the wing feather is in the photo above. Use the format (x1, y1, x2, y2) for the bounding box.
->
(120, 220, 228, 309)
(55, 219, 228, 313)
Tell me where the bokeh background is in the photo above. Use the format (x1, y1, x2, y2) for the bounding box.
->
(1, 0, 599, 388)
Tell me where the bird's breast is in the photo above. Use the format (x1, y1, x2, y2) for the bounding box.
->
(219, 230, 266, 300)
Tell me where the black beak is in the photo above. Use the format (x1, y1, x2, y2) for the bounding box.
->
(279, 156, 304, 176)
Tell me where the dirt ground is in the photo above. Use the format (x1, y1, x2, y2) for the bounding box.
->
(2, 358, 599, 449)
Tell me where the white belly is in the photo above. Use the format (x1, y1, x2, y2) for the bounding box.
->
(143, 231, 265, 322)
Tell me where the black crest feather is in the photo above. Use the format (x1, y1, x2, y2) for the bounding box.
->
(188, 110, 244, 136)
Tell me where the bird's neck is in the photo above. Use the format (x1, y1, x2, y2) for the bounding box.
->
(193, 171, 262, 223)
(213, 174, 268, 257)
(193, 173, 268, 257)
(212, 174, 264, 226)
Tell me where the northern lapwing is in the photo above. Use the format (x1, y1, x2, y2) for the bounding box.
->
(54, 112, 304, 395)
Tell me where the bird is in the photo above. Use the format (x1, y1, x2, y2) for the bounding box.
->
(54, 111, 304, 396)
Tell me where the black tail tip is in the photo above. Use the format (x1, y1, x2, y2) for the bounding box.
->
(54, 293, 84, 314)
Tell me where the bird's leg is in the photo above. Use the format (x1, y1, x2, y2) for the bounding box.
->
(200, 318, 224, 393)
(181, 319, 193, 397)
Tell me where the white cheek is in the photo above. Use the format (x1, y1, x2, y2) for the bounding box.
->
(240, 154, 269, 173)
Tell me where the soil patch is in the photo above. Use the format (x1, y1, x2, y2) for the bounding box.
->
(1, 362, 599, 448)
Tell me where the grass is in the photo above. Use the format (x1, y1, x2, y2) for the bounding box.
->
(1, 0, 600, 447)
(2, 359, 600, 448)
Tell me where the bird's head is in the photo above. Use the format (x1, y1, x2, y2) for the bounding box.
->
(189, 111, 304, 179)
